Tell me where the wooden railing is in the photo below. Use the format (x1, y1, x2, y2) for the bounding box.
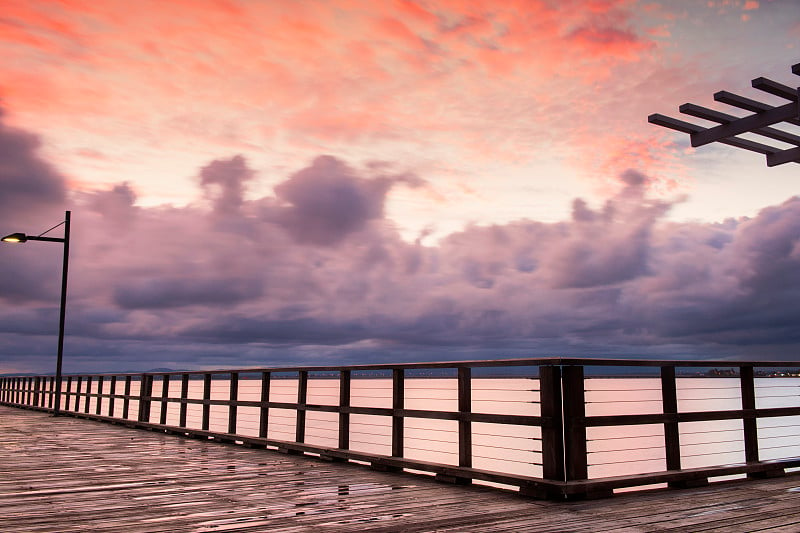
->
(3, 358, 800, 500)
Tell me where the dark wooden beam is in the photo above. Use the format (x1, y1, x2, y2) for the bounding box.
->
(690, 101, 797, 147)
(715, 90, 800, 126)
(767, 145, 800, 166)
(679, 103, 800, 146)
(751, 77, 798, 101)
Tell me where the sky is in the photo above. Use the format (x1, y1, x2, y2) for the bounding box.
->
(1, 0, 799, 374)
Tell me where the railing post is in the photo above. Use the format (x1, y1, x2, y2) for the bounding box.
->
(108, 376, 117, 417)
(138, 374, 152, 423)
(34, 377, 42, 407)
(661, 366, 681, 472)
(84, 376, 92, 413)
(228, 372, 238, 434)
(562, 365, 588, 482)
(75, 376, 82, 413)
(122, 376, 131, 419)
(296, 371, 308, 443)
(179, 374, 189, 428)
(202, 374, 211, 431)
(64, 376, 73, 411)
(259, 371, 270, 438)
(160, 374, 170, 425)
(392, 368, 404, 459)
(458, 367, 472, 470)
(96, 376, 104, 415)
(741, 366, 761, 470)
(339, 370, 351, 450)
(540, 365, 564, 482)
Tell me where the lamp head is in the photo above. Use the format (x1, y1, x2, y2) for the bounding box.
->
(1, 232, 28, 243)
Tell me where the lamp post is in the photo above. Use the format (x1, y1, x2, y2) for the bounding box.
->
(2, 210, 71, 416)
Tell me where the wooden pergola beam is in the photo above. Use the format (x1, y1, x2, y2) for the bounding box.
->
(649, 62, 800, 166)
(714, 90, 800, 127)
(751, 77, 798, 101)
(679, 103, 800, 147)
(689, 101, 797, 147)
(647, 113, 777, 155)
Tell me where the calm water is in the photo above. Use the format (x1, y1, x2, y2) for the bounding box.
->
(69, 376, 800, 481)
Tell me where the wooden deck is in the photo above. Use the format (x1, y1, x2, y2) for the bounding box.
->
(2, 406, 800, 532)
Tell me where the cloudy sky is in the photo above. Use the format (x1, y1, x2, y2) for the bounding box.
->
(1, 0, 799, 373)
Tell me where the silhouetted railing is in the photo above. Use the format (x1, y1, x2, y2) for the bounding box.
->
(3, 358, 800, 499)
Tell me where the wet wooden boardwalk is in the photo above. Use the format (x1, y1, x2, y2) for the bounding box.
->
(2, 406, 800, 532)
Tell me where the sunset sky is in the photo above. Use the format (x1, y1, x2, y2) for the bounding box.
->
(1, 0, 799, 374)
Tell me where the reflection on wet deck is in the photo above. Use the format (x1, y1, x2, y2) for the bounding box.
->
(3, 405, 800, 532)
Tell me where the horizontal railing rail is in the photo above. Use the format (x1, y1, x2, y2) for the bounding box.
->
(3, 357, 800, 500)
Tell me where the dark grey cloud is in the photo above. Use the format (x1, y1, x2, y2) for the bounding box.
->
(0, 108, 66, 221)
(269, 155, 423, 245)
(0, 108, 69, 305)
(113, 276, 264, 309)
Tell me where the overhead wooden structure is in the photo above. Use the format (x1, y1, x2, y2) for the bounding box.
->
(649, 62, 800, 166)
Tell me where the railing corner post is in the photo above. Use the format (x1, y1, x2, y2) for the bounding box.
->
(562, 365, 588, 482)
(540, 365, 565, 483)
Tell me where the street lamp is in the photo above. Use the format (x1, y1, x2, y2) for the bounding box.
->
(2, 210, 71, 416)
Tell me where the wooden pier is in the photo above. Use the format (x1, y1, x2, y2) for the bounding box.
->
(2, 406, 800, 532)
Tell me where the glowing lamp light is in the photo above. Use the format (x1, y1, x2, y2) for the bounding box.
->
(1, 233, 28, 243)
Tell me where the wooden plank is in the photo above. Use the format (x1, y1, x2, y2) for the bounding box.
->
(4, 405, 800, 532)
